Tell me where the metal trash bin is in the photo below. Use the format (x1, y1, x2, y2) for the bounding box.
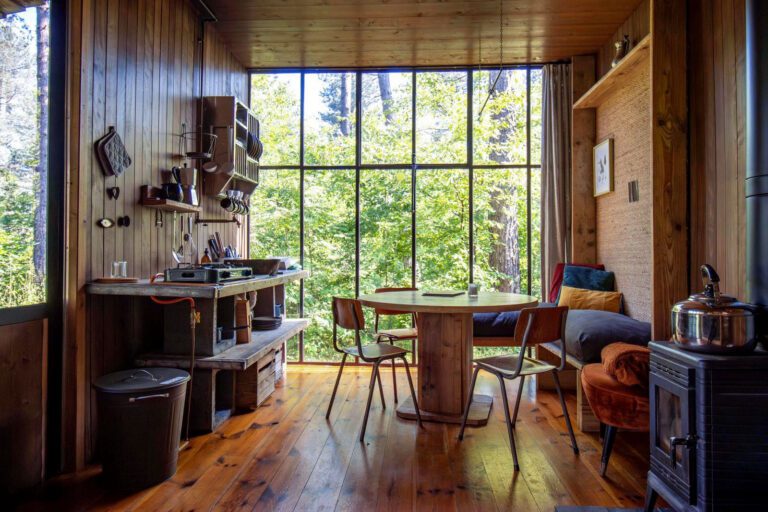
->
(93, 368, 190, 490)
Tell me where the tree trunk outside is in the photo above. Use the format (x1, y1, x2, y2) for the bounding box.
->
(33, 4, 49, 283)
(377, 73, 394, 125)
(340, 73, 350, 136)
(486, 70, 521, 292)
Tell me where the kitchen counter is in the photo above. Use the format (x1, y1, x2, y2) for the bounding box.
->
(86, 269, 309, 299)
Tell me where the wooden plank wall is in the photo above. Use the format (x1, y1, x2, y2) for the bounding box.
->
(64, 0, 249, 469)
(0, 319, 47, 494)
(649, 0, 688, 340)
(596, 0, 650, 78)
(688, 0, 747, 299)
(570, 55, 597, 264)
(201, 22, 249, 255)
(594, 61, 652, 321)
(78, 0, 246, 283)
(576, 0, 687, 335)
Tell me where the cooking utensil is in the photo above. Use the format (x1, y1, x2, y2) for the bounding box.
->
(171, 212, 182, 264)
(171, 166, 182, 184)
(671, 264, 757, 353)
(208, 236, 220, 260)
(182, 186, 198, 206)
(177, 215, 185, 259)
(178, 164, 197, 186)
(215, 232, 223, 255)
(161, 183, 183, 202)
(184, 215, 198, 263)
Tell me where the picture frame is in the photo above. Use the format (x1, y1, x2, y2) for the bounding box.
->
(593, 138, 614, 197)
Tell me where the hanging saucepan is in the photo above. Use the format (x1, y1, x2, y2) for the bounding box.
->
(220, 196, 237, 213)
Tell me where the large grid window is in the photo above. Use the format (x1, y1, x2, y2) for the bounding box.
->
(250, 68, 542, 362)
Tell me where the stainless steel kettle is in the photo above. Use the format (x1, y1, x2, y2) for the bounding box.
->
(671, 264, 757, 353)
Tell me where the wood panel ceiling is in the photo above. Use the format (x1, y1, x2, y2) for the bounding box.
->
(204, 0, 645, 69)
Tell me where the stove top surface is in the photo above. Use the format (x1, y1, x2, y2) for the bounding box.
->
(164, 263, 253, 283)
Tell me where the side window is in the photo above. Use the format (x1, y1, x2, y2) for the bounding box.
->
(0, 2, 50, 310)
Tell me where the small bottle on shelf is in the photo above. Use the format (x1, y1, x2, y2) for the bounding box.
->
(201, 248, 212, 264)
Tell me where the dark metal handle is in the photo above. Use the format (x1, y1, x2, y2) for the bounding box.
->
(669, 435, 696, 468)
(700, 264, 720, 283)
(700, 264, 721, 300)
(128, 392, 169, 403)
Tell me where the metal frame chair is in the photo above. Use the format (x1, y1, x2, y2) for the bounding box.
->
(458, 306, 579, 470)
(326, 297, 422, 441)
(373, 286, 418, 403)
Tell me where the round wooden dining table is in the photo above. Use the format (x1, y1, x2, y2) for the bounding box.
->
(358, 290, 538, 425)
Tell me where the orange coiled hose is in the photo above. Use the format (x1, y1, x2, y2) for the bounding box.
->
(149, 273, 197, 441)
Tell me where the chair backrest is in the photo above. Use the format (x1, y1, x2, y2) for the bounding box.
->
(331, 297, 366, 354)
(333, 297, 365, 331)
(514, 306, 569, 347)
(373, 287, 418, 316)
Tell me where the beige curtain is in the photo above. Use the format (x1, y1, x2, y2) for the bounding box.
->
(541, 63, 572, 299)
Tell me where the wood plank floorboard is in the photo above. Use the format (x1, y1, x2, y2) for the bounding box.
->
(16, 365, 649, 512)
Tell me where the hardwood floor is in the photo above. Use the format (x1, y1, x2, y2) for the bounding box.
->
(18, 365, 649, 511)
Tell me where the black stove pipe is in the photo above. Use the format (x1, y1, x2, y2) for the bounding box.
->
(746, 0, 768, 310)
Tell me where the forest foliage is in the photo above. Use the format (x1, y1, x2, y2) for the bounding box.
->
(0, 8, 47, 308)
(249, 70, 542, 361)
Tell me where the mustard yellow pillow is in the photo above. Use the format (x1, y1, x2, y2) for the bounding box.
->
(557, 286, 622, 313)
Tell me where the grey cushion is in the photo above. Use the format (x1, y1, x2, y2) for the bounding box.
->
(564, 310, 651, 363)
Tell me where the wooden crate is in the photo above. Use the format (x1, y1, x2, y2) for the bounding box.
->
(235, 349, 277, 410)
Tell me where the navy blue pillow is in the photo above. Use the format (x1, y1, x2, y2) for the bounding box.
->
(562, 265, 616, 292)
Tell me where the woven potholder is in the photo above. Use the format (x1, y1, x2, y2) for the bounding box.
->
(97, 127, 132, 176)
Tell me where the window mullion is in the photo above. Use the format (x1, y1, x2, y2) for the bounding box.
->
(411, 71, 417, 289)
(355, 71, 362, 298)
(299, 72, 306, 362)
(467, 71, 474, 284)
(526, 68, 533, 296)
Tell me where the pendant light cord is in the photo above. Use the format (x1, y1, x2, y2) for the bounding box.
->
(478, 0, 503, 118)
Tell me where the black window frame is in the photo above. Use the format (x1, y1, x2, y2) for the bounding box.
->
(249, 66, 542, 363)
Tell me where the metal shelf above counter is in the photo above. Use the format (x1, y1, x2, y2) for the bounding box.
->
(85, 269, 309, 299)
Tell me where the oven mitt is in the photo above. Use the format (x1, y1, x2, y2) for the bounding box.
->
(96, 127, 132, 176)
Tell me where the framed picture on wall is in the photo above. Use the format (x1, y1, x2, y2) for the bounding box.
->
(593, 138, 614, 197)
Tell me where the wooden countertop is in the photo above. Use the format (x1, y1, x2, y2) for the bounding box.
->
(86, 269, 309, 299)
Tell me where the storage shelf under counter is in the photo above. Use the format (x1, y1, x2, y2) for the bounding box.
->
(85, 269, 308, 434)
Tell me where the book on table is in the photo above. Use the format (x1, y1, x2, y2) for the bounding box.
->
(422, 290, 465, 297)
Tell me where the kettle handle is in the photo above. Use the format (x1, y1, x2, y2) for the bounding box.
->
(700, 264, 721, 300)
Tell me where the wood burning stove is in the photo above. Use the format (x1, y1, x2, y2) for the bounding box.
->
(645, 342, 768, 511)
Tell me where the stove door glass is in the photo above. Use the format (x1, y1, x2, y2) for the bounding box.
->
(656, 387, 683, 465)
(649, 362, 695, 504)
